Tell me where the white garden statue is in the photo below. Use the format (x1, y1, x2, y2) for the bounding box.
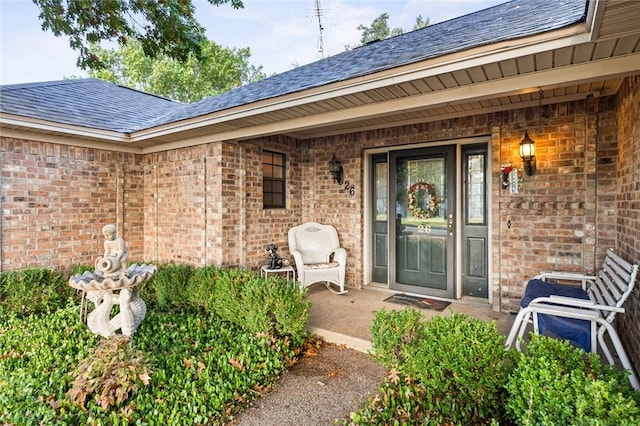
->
(69, 224, 156, 338)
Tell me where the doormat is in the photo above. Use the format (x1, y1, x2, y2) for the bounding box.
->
(384, 293, 451, 311)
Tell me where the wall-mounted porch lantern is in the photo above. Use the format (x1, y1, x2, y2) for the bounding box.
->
(519, 130, 536, 176)
(328, 154, 344, 185)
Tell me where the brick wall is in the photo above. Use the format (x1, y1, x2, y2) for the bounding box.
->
(143, 142, 248, 267)
(303, 98, 617, 308)
(0, 94, 629, 311)
(303, 133, 364, 287)
(143, 146, 207, 265)
(141, 137, 303, 269)
(489, 99, 617, 312)
(0, 139, 141, 271)
(243, 136, 303, 268)
(616, 75, 640, 372)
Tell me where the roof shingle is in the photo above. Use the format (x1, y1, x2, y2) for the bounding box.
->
(0, 79, 179, 133)
(1, 0, 587, 133)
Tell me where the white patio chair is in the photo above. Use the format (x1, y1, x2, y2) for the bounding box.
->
(288, 222, 348, 295)
(505, 249, 639, 389)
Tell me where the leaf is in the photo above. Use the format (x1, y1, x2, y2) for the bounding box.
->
(48, 397, 61, 412)
(229, 358, 244, 371)
(303, 346, 318, 358)
(139, 372, 151, 386)
(388, 367, 401, 385)
(252, 383, 269, 395)
(98, 394, 115, 410)
(67, 387, 87, 408)
(193, 362, 205, 380)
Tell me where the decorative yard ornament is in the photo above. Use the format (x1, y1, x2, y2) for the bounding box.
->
(266, 243, 289, 269)
(68, 224, 156, 338)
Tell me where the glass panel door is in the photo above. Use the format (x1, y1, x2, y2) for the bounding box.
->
(371, 155, 388, 283)
(462, 145, 489, 297)
(390, 146, 455, 298)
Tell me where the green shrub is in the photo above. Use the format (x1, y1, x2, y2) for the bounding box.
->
(142, 264, 193, 310)
(86, 262, 309, 349)
(369, 307, 424, 368)
(407, 313, 511, 424)
(1, 263, 310, 424)
(209, 268, 310, 347)
(268, 278, 310, 346)
(0, 304, 295, 424)
(349, 371, 428, 425)
(207, 267, 247, 320)
(70, 264, 94, 276)
(0, 302, 98, 425)
(506, 334, 640, 425)
(185, 264, 223, 309)
(364, 309, 512, 425)
(0, 268, 75, 317)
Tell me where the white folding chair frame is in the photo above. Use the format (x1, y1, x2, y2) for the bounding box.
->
(505, 249, 639, 389)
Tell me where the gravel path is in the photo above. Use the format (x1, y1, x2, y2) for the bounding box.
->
(227, 341, 387, 426)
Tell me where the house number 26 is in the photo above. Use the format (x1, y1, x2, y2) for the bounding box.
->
(343, 180, 356, 196)
(418, 224, 432, 234)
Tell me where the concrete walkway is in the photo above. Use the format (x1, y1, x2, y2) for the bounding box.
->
(306, 284, 514, 353)
(228, 285, 515, 425)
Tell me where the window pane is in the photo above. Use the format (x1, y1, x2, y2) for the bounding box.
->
(273, 165, 284, 179)
(263, 150, 286, 209)
(466, 154, 485, 224)
(403, 158, 446, 221)
(262, 152, 273, 164)
(375, 162, 388, 220)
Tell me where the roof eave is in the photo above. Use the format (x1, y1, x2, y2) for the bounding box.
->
(0, 113, 141, 152)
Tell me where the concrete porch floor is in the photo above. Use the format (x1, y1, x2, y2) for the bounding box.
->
(305, 284, 515, 353)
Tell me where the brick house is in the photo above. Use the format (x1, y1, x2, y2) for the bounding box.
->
(2, 0, 640, 370)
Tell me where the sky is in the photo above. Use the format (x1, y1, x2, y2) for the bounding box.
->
(0, 0, 506, 85)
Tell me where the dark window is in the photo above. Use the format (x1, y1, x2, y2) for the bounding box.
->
(263, 150, 286, 208)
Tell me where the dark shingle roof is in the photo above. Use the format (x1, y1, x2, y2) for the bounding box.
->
(1, 0, 587, 133)
(0, 79, 179, 133)
(156, 0, 587, 126)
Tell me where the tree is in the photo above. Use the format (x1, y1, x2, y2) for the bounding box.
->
(33, 0, 244, 70)
(413, 14, 430, 31)
(346, 12, 430, 50)
(88, 39, 266, 102)
(357, 13, 403, 46)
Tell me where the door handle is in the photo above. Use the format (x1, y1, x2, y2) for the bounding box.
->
(448, 214, 454, 235)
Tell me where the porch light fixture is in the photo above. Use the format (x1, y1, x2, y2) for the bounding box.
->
(328, 154, 344, 185)
(520, 130, 536, 176)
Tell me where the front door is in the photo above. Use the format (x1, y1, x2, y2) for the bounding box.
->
(389, 146, 456, 298)
(369, 143, 489, 299)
